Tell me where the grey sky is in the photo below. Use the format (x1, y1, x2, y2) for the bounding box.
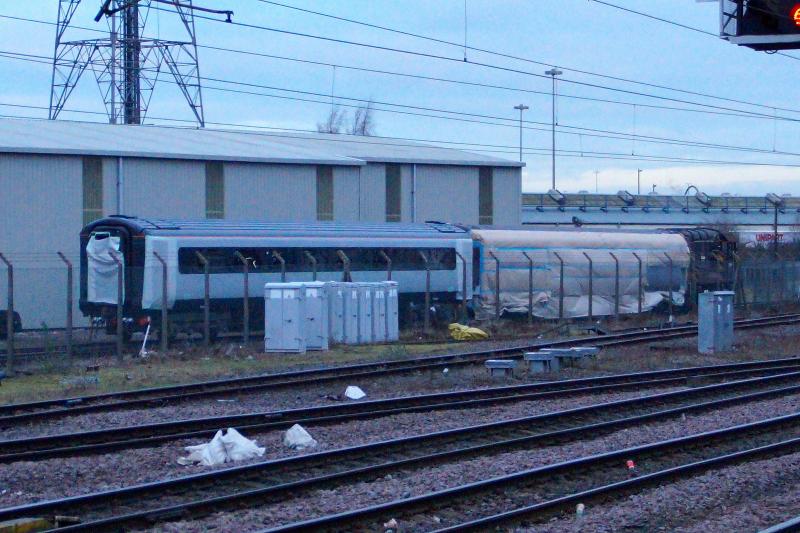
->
(1, 0, 798, 195)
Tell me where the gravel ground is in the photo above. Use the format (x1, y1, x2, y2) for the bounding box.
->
(0, 365, 525, 440)
(5, 323, 799, 441)
(530, 449, 800, 533)
(142, 392, 800, 532)
(0, 387, 681, 508)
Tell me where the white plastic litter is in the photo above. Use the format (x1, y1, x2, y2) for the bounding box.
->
(283, 424, 318, 450)
(178, 428, 265, 466)
(221, 428, 266, 462)
(344, 385, 366, 400)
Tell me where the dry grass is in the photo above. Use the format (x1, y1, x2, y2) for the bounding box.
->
(0, 341, 451, 405)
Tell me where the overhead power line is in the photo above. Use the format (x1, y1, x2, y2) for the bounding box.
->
(142, 3, 800, 122)
(589, 0, 800, 63)
(0, 11, 787, 123)
(3, 106, 800, 170)
(3, 47, 800, 160)
(252, 0, 800, 114)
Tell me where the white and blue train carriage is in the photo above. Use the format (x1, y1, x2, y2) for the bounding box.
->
(80, 216, 474, 338)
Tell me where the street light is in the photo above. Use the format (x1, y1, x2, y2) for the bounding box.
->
(637, 168, 642, 195)
(594, 170, 599, 193)
(545, 68, 563, 190)
(513, 104, 529, 162)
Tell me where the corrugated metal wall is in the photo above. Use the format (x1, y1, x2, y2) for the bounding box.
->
(0, 154, 83, 328)
(0, 152, 521, 328)
(225, 162, 317, 221)
(415, 165, 480, 224)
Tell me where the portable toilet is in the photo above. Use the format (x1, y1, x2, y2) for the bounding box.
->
(372, 283, 388, 342)
(326, 282, 346, 343)
(343, 283, 360, 345)
(386, 281, 400, 342)
(357, 283, 374, 344)
(264, 283, 306, 353)
(302, 282, 329, 351)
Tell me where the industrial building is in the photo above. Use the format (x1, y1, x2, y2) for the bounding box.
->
(0, 118, 523, 329)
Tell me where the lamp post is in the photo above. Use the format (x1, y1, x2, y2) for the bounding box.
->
(637, 168, 642, 195)
(513, 104, 529, 162)
(545, 68, 562, 190)
(594, 170, 599, 193)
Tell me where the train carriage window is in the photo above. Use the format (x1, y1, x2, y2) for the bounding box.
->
(178, 246, 457, 274)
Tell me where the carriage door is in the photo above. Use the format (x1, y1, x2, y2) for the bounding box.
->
(86, 231, 125, 305)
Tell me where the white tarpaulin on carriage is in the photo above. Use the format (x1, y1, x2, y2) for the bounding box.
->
(471, 229, 690, 320)
(86, 233, 123, 305)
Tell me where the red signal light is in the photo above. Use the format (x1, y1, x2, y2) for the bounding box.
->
(793, 4, 800, 28)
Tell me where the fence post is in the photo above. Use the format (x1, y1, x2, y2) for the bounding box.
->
(152, 252, 169, 352)
(336, 250, 351, 282)
(632, 252, 643, 314)
(582, 252, 593, 323)
(0, 253, 14, 374)
(488, 251, 501, 320)
(379, 250, 392, 281)
(303, 251, 318, 281)
(609, 252, 620, 321)
(233, 251, 250, 344)
(454, 251, 468, 323)
(418, 250, 431, 331)
(664, 252, 674, 323)
(108, 251, 124, 362)
(273, 250, 286, 283)
(522, 251, 534, 325)
(194, 251, 211, 347)
(57, 252, 74, 362)
(553, 251, 565, 320)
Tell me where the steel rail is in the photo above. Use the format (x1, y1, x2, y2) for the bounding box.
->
(5, 360, 800, 462)
(262, 411, 800, 532)
(759, 515, 800, 533)
(4, 371, 800, 530)
(436, 437, 800, 532)
(2, 313, 798, 425)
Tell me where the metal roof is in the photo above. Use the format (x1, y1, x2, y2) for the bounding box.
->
(0, 118, 524, 167)
(84, 216, 470, 238)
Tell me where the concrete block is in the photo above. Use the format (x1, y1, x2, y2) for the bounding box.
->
(523, 352, 555, 373)
(485, 359, 517, 377)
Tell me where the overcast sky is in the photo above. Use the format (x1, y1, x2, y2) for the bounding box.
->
(1, 0, 799, 196)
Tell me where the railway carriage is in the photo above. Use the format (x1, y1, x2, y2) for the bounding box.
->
(80, 216, 473, 338)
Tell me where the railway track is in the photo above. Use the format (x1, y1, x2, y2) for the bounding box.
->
(4, 357, 800, 462)
(2, 369, 800, 531)
(264, 411, 800, 532)
(2, 312, 798, 426)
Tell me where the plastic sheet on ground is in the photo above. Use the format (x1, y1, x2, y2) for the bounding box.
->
(283, 423, 318, 450)
(449, 323, 490, 341)
(344, 385, 366, 400)
(178, 428, 266, 466)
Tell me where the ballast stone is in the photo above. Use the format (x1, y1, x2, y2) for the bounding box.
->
(344, 385, 366, 400)
(284, 424, 318, 450)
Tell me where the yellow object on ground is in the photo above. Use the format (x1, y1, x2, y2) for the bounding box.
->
(0, 518, 53, 533)
(448, 323, 489, 341)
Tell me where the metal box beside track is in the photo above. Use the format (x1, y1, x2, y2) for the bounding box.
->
(372, 283, 388, 343)
(264, 283, 306, 353)
(698, 291, 735, 354)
